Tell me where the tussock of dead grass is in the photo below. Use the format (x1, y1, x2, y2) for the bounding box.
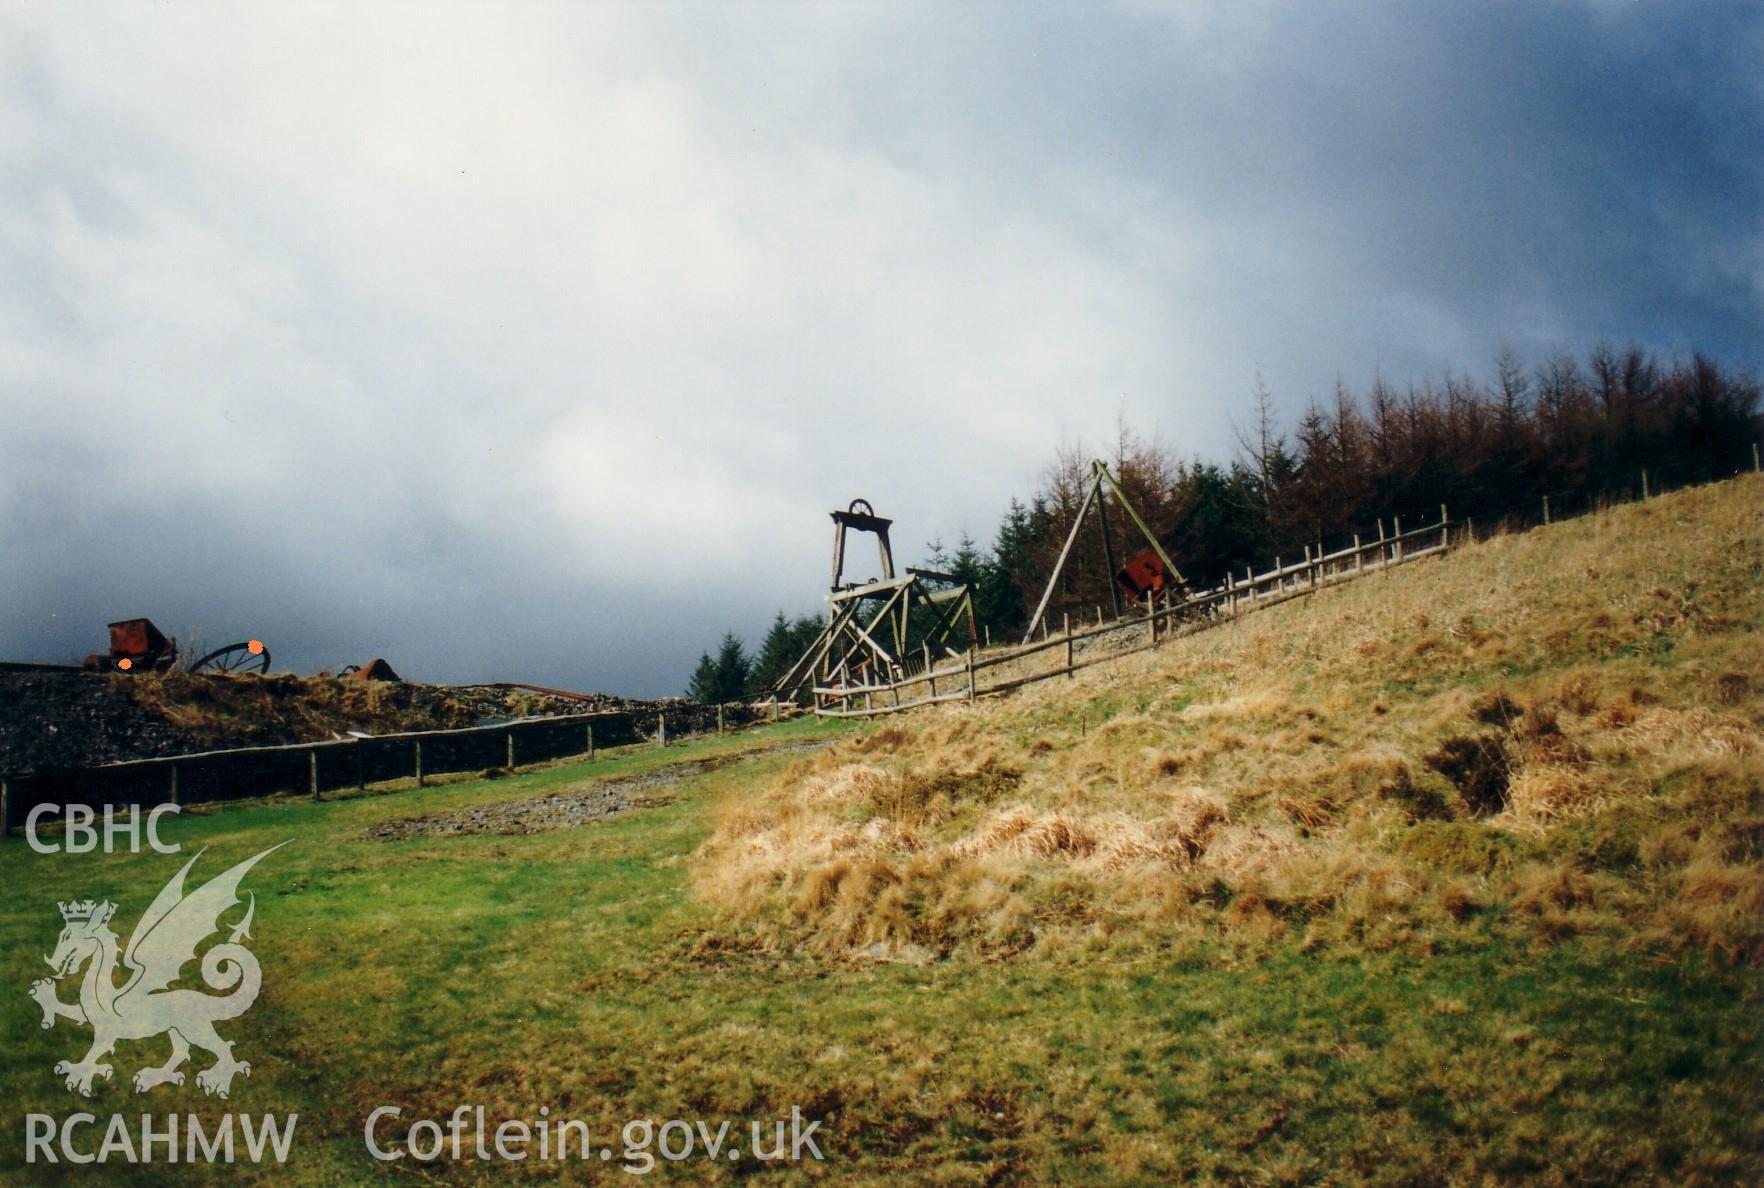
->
(694, 477, 1764, 962)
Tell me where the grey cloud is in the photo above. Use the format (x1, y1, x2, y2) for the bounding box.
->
(1, 2, 1758, 696)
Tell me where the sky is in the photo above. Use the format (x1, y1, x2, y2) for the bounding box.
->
(1, 1, 1759, 696)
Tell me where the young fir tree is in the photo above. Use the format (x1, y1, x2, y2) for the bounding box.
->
(686, 651, 721, 703)
(750, 611, 798, 693)
(710, 632, 752, 703)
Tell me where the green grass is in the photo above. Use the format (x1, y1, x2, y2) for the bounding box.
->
(2, 710, 1759, 1184)
(3, 480, 1761, 1184)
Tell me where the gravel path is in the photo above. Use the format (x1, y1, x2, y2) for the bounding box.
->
(365, 739, 830, 840)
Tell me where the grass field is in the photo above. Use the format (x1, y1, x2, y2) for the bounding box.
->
(2, 476, 1760, 1184)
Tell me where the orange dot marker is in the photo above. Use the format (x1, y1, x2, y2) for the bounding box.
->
(117, 657, 133, 671)
(247, 640, 264, 655)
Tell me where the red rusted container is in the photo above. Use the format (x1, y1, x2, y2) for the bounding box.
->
(1115, 550, 1171, 599)
(343, 658, 402, 682)
(83, 618, 174, 671)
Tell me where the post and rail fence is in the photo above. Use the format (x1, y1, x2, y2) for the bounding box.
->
(811, 504, 1456, 718)
(810, 457, 1762, 720)
(0, 702, 758, 837)
(3, 453, 1755, 827)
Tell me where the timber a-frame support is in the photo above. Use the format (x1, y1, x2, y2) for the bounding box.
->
(768, 499, 979, 706)
(830, 499, 895, 589)
(1021, 459, 1187, 644)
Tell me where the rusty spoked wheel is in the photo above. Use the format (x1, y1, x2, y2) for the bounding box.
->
(188, 641, 271, 675)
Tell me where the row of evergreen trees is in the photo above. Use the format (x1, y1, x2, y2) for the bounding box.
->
(686, 345, 1760, 699)
(685, 612, 824, 704)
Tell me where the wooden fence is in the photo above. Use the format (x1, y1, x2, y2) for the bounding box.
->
(813, 454, 1762, 719)
(812, 507, 1459, 718)
(0, 703, 757, 836)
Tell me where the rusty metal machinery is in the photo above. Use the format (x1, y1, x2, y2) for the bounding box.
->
(1115, 549, 1174, 601)
(69, 617, 272, 676)
(339, 658, 401, 681)
(81, 618, 178, 673)
(187, 641, 272, 675)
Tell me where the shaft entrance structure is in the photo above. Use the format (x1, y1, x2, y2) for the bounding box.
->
(768, 499, 977, 704)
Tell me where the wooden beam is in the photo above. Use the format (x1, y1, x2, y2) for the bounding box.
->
(772, 600, 863, 698)
(828, 574, 916, 603)
(1023, 474, 1099, 643)
(1095, 471, 1123, 619)
(1093, 459, 1187, 587)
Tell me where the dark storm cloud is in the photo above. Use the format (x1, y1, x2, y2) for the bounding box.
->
(826, 2, 1760, 382)
(1, 2, 1757, 696)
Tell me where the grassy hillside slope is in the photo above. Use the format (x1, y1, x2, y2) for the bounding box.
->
(1, 476, 1757, 1185)
(697, 476, 1764, 968)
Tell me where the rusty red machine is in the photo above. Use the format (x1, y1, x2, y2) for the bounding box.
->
(1115, 549, 1174, 601)
(78, 618, 272, 675)
(1020, 459, 1188, 643)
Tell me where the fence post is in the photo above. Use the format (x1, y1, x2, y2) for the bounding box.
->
(717, 704, 725, 736)
(507, 732, 516, 770)
(310, 750, 320, 801)
(1393, 517, 1403, 562)
(1543, 495, 1550, 525)
(0, 779, 9, 837)
(1641, 469, 1649, 500)
(1440, 504, 1448, 550)
(967, 646, 976, 702)
(168, 764, 179, 807)
(1064, 612, 1073, 677)
(1353, 533, 1362, 571)
(1753, 442, 1760, 472)
(586, 723, 595, 760)
(1146, 590, 1158, 645)
(658, 714, 667, 749)
(984, 625, 991, 648)
(1467, 517, 1476, 545)
(414, 740, 424, 787)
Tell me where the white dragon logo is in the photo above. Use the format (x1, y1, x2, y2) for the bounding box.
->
(29, 843, 287, 1099)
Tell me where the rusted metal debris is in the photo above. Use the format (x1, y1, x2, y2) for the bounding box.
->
(1115, 549, 1173, 601)
(340, 658, 401, 682)
(82, 618, 177, 673)
(188, 641, 272, 675)
(66, 618, 272, 676)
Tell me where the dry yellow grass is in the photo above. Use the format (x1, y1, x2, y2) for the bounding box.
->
(694, 475, 1764, 963)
